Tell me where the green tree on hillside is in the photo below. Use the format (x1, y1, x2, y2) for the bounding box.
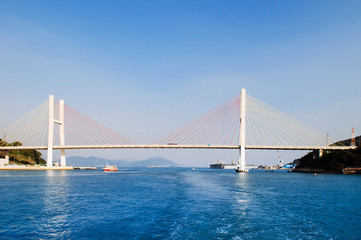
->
(0, 139, 45, 165)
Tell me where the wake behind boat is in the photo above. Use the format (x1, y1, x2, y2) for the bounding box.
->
(103, 164, 118, 172)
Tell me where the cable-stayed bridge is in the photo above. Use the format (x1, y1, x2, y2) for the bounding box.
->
(0, 89, 354, 172)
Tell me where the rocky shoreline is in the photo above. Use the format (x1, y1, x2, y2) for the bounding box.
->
(292, 167, 361, 174)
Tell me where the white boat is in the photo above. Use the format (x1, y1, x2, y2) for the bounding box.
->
(103, 164, 118, 172)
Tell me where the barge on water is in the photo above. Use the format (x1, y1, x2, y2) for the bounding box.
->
(210, 160, 237, 169)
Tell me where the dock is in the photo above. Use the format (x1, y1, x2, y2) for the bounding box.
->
(0, 165, 74, 170)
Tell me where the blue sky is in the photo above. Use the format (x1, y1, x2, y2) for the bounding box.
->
(1, 1, 360, 166)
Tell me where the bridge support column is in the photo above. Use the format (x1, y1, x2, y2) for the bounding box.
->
(236, 88, 248, 173)
(59, 100, 66, 167)
(60, 150, 66, 167)
(237, 146, 247, 172)
(319, 149, 323, 157)
(4, 151, 9, 165)
(47, 95, 54, 167)
(313, 149, 324, 159)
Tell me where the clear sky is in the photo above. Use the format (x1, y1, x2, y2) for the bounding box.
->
(1, 0, 360, 166)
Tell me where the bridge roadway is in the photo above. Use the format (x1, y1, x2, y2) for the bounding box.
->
(0, 144, 355, 151)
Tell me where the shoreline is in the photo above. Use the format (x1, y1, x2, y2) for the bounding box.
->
(292, 167, 361, 174)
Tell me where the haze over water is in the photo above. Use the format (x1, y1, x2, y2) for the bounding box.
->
(1, 168, 360, 239)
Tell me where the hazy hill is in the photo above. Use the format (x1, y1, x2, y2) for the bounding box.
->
(65, 156, 179, 167)
(129, 157, 178, 167)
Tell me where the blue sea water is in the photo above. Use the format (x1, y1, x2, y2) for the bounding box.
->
(0, 168, 360, 239)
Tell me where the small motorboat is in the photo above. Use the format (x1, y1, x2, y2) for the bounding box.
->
(103, 164, 118, 172)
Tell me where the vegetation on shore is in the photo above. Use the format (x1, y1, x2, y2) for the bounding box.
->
(294, 145, 361, 173)
(0, 139, 46, 165)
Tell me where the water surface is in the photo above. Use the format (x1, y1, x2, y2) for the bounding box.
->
(0, 168, 360, 239)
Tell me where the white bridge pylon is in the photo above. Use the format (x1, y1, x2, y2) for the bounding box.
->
(47, 95, 65, 167)
(237, 88, 247, 172)
(0, 89, 355, 170)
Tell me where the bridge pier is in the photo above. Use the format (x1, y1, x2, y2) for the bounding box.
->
(236, 88, 248, 173)
(47, 95, 54, 167)
(236, 146, 247, 172)
(59, 100, 66, 167)
(5, 151, 9, 164)
(312, 149, 324, 159)
(0, 151, 10, 165)
(319, 149, 323, 157)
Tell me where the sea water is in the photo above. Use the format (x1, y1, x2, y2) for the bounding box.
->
(0, 168, 360, 239)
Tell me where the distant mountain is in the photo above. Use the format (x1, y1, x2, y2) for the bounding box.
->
(64, 156, 179, 167)
(131, 157, 178, 167)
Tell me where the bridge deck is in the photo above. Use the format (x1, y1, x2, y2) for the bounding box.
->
(0, 144, 355, 151)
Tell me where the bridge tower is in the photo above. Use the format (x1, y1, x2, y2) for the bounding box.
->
(236, 88, 248, 172)
(351, 127, 356, 148)
(46, 95, 66, 167)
